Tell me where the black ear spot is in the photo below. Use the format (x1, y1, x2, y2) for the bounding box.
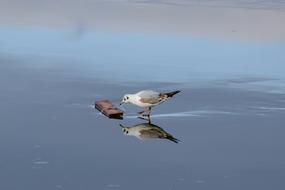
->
(126, 96, 129, 100)
(126, 131, 129, 134)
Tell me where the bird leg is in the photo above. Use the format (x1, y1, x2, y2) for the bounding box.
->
(137, 110, 146, 115)
(142, 107, 151, 117)
(138, 108, 152, 122)
(138, 107, 149, 115)
(137, 107, 152, 117)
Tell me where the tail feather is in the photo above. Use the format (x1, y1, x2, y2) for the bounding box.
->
(167, 136, 180, 143)
(165, 90, 181, 98)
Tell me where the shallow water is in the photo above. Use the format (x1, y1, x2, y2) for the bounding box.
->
(1, 1, 285, 189)
(1, 62, 285, 190)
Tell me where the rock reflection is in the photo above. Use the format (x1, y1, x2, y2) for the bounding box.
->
(120, 121, 180, 143)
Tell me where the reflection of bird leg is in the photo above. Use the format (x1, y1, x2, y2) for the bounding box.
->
(138, 116, 149, 121)
(138, 107, 152, 122)
(147, 116, 151, 124)
(137, 116, 152, 123)
(138, 108, 148, 120)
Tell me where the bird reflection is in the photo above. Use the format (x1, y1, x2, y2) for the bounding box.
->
(119, 122, 180, 143)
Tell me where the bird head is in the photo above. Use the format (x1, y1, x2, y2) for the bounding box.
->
(120, 94, 131, 105)
(119, 124, 130, 135)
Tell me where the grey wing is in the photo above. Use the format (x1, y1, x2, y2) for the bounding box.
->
(139, 128, 164, 139)
(137, 90, 164, 104)
(140, 127, 180, 143)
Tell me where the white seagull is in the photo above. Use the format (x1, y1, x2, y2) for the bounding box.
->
(120, 123, 180, 143)
(120, 90, 180, 116)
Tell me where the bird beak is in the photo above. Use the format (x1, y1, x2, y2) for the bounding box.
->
(119, 102, 123, 106)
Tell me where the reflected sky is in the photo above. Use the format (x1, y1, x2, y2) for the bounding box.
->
(1, 0, 285, 85)
(1, 55, 285, 190)
(1, 27, 285, 85)
(1, 61, 285, 190)
(1, 1, 285, 190)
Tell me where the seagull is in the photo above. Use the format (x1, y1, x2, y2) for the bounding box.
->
(120, 123, 180, 143)
(120, 90, 180, 116)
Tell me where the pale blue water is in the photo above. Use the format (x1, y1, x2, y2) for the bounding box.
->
(1, 28, 285, 83)
(1, 1, 285, 189)
(1, 48, 285, 190)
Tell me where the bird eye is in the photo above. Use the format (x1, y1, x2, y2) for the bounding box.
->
(123, 129, 126, 132)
